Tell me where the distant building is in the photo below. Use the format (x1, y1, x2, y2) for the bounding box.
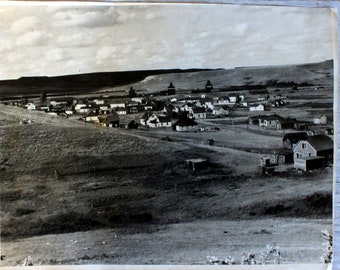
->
(313, 114, 327, 125)
(184, 158, 209, 170)
(173, 118, 198, 132)
(212, 106, 229, 116)
(205, 80, 213, 92)
(249, 104, 265, 112)
(26, 103, 36, 110)
(116, 107, 127, 115)
(167, 82, 176, 95)
(83, 111, 100, 123)
(293, 134, 333, 161)
(258, 114, 296, 130)
(98, 113, 120, 127)
(140, 112, 171, 128)
(191, 107, 206, 119)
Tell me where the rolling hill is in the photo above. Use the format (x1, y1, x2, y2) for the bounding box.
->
(0, 60, 333, 97)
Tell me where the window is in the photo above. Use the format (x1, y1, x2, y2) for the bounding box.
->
(302, 143, 306, 149)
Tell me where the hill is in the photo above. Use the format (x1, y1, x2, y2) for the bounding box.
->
(109, 60, 333, 93)
(0, 60, 333, 97)
(0, 69, 213, 97)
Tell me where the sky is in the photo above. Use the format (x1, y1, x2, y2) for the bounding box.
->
(0, 2, 336, 80)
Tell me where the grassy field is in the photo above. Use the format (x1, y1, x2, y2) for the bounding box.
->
(0, 97, 333, 265)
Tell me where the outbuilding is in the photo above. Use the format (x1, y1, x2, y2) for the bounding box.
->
(294, 156, 324, 171)
(184, 158, 209, 170)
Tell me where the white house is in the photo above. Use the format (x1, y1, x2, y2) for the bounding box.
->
(212, 106, 229, 116)
(131, 97, 146, 104)
(140, 113, 171, 128)
(249, 104, 265, 112)
(93, 99, 105, 105)
(313, 114, 327, 125)
(191, 107, 206, 119)
(110, 103, 126, 109)
(78, 107, 91, 114)
(26, 103, 36, 110)
(216, 97, 232, 105)
(83, 111, 100, 123)
(99, 105, 111, 112)
(293, 134, 333, 160)
(65, 109, 74, 115)
(173, 118, 198, 132)
(116, 107, 127, 115)
(50, 100, 67, 107)
(180, 104, 193, 113)
(228, 95, 238, 104)
(75, 104, 87, 112)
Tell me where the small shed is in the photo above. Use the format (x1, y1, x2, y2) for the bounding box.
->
(184, 158, 209, 170)
(274, 149, 294, 164)
(207, 139, 215, 146)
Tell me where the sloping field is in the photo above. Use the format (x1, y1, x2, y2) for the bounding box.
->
(0, 105, 333, 265)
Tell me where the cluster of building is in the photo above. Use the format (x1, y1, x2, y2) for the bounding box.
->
(3, 81, 251, 131)
(249, 113, 332, 135)
(261, 132, 333, 172)
(2, 79, 333, 172)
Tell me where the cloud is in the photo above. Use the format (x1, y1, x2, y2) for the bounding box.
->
(10, 16, 40, 34)
(56, 32, 93, 48)
(145, 11, 160, 20)
(116, 9, 136, 22)
(46, 48, 66, 62)
(15, 31, 49, 47)
(96, 46, 117, 63)
(231, 23, 248, 37)
(53, 8, 120, 28)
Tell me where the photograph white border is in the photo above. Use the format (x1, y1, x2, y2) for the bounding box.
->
(0, 1, 338, 269)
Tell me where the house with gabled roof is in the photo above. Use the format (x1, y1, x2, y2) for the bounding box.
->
(258, 114, 296, 130)
(249, 104, 265, 112)
(191, 107, 206, 119)
(83, 111, 100, 123)
(212, 105, 229, 117)
(140, 112, 171, 128)
(98, 112, 120, 127)
(173, 118, 198, 132)
(293, 134, 333, 160)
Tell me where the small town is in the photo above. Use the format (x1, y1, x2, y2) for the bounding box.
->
(1, 77, 333, 174)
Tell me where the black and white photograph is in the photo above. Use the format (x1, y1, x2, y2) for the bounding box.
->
(0, 2, 336, 267)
